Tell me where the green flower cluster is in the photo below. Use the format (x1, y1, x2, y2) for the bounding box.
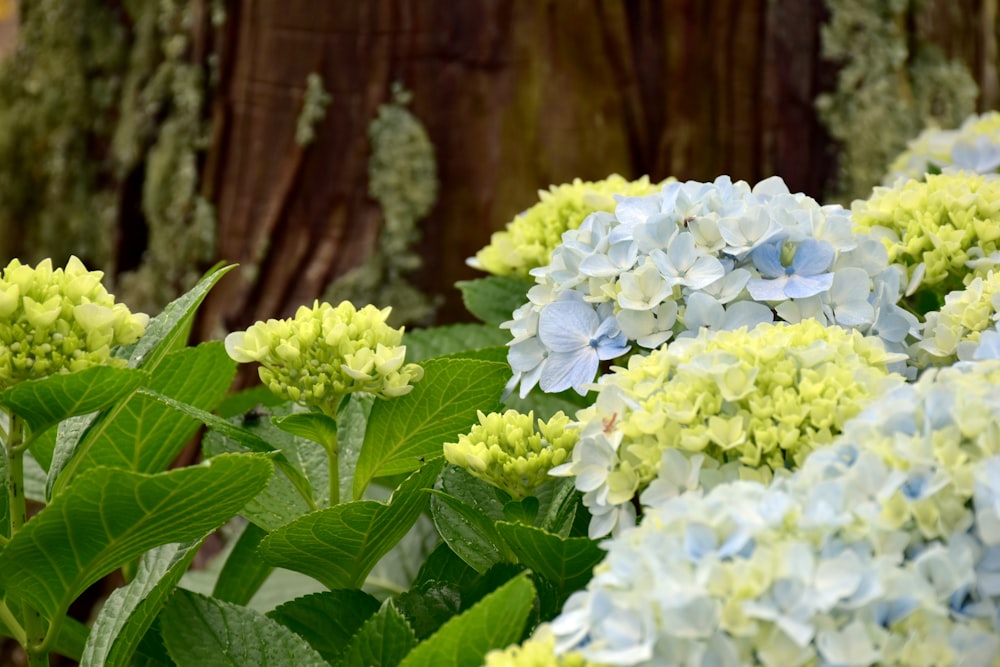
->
(485, 625, 603, 667)
(918, 271, 1000, 366)
(851, 172, 1000, 303)
(224, 300, 423, 412)
(885, 111, 1000, 183)
(468, 174, 663, 278)
(443, 409, 578, 500)
(0, 256, 148, 389)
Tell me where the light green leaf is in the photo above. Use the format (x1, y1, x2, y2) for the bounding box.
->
(268, 590, 382, 664)
(81, 540, 205, 667)
(353, 358, 507, 499)
(272, 412, 338, 450)
(494, 522, 603, 598)
(213, 522, 273, 606)
(455, 276, 533, 326)
(258, 460, 444, 590)
(396, 572, 535, 667)
(48, 343, 237, 498)
(403, 324, 511, 362)
(0, 453, 272, 621)
(0, 367, 146, 439)
(334, 602, 416, 667)
(160, 589, 326, 667)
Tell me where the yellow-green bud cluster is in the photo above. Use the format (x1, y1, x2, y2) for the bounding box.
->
(443, 409, 578, 500)
(469, 175, 664, 278)
(918, 271, 1000, 366)
(0, 256, 148, 389)
(224, 300, 423, 410)
(851, 172, 1000, 298)
(485, 625, 604, 667)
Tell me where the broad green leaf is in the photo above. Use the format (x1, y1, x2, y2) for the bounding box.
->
(494, 522, 604, 598)
(363, 512, 438, 598)
(502, 497, 539, 525)
(81, 540, 204, 667)
(268, 590, 381, 663)
(0, 367, 146, 439)
(116, 263, 236, 368)
(533, 477, 580, 537)
(392, 581, 463, 640)
(272, 412, 338, 449)
(455, 276, 533, 326)
(49, 343, 237, 498)
(436, 464, 508, 522)
(502, 385, 592, 419)
(403, 324, 511, 362)
(0, 453, 272, 620)
(160, 589, 326, 667)
(215, 384, 286, 419)
(429, 490, 514, 573)
(353, 358, 507, 499)
(213, 522, 273, 606)
(335, 602, 416, 667)
(258, 460, 444, 590)
(396, 572, 535, 667)
(412, 543, 479, 590)
(338, 393, 375, 503)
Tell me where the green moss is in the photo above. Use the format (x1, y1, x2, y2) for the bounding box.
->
(0, 0, 218, 313)
(324, 83, 439, 326)
(817, 0, 978, 202)
(295, 72, 331, 147)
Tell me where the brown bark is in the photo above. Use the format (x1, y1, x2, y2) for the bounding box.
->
(194, 0, 985, 337)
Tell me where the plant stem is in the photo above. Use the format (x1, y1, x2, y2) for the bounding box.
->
(327, 430, 340, 507)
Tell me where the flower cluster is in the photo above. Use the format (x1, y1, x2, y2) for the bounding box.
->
(503, 175, 915, 398)
(224, 300, 423, 412)
(549, 360, 1000, 666)
(851, 172, 1000, 306)
(469, 175, 664, 278)
(0, 256, 148, 389)
(485, 624, 604, 667)
(917, 271, 1000, 366)
(443, 409, 578, 500)
(884, 111, 1000, 184)
(550, 320, 903, 537)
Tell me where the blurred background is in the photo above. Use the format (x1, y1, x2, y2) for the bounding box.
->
(0, 0, 994, 339)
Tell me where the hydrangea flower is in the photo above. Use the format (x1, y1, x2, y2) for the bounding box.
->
(442, 409, 578, 500)
(469, 175, 665, 278)
(503, 175, 914, 398)
(0, 256, 148, 389)
(917, 271, 1000, 366)
(551, 320, 904, 537)
(884, 111, 1000, 184)
(225, 300, 423, 414)
(851, 172, 1000, 309)
(549, 361, 1000, 666)
(485, 624, 606, 667)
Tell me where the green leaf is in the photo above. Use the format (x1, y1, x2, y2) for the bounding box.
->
(0, 453, 272, 620)
(258, 460, 444, 590)
(363, 513, 438, 598)
(267, 590, 381, 663)
(213, 522, 273, 606)
(160, 589, 326, 667)
(392, 581, 462, 640)
(353, 358, 508, 499)
(455, 276, 532, 326)
(116, 263, 236, 368)
(429, 490, 513, 573)
(502, 497, 539, 525)
(272, 412, 338, 449)
(0, 367, 146, 439)
(396, 572, 535, 667)
(334, 602, 416, 667)
(81, 540, 205, 667)
(215, 384, 286, 419)
(494, 522, 604, 599)
(48, 343, 237, 498)
(412, 543, 479, 590)
(403, 324, 511, 362)
(533, 477, 580, 537)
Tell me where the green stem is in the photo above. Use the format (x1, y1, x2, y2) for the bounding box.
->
(0, 600, 25, 646)
(327, 431, 340, 507)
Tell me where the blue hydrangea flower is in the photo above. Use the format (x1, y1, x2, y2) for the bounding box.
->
(747, 238, 835, 301)
(536, 296, 630, 394)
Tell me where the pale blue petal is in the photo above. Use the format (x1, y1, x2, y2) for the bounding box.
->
(791, 239, 835, 275)
(538, 300, 598, 352)
(607, 240, 639, 270)
(751, 241, 786, 278)
(684, 523, 717, 561)
(783, 272, 834, 299)
(684, 291, 724, 330)
(540, 348, 598, 394)
(834, 299, 875, 327)
(579, 254, 620, 278)
(747, 276, 791, 301)
(722, 300, 774, 330)
(615, 192, 663, 226)
(681, 255, 727, 289)
(508, 337, 547, 371)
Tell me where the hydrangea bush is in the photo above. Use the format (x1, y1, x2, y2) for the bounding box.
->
(885, 111, 1000, 184)
(503, 175, 916, 399)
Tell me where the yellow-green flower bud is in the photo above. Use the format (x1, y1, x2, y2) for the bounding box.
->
(0, 256, 148, 389)
(918, 271, 1000, 366)
(443, 410, 579, 500)
(469, 175, 666, 277)
(484, 624, 605, 667)
(224, 300, 423, 412)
